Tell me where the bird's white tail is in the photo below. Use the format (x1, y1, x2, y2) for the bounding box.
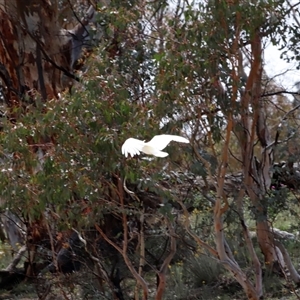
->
(153, 150, 169, 157)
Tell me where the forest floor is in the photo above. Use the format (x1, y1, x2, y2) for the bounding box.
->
(0, 270, 299, 300)
(0, 209, 299, 299)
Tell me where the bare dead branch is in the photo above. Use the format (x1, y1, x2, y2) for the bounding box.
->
(262, 91, 300, 97)
(5, 245, 27, 272)
(286, 0, 300, 27)
(275, 240, 300, 285)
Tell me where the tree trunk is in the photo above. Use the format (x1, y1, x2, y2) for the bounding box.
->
(155, 222, 176, 300)
(214, 116, 259, 300)
(1, 210, 24, 252)
(0, 1, 95, 104)
(239, 28, 281, 270)
(256, 220, 278, 269)
(275, 240, 300, 284)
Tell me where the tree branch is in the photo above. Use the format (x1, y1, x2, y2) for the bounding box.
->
(261, 90, 300, 97)
(155, 220, 176, 300)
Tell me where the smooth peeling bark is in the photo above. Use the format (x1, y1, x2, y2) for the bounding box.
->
(214, 118, 259, 300)
(0, 1, 94, 103)
(238, 27, 282, 271)
(256, 220, 279, 270)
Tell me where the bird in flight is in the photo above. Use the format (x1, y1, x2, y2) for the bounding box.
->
(121, 134, 189, 158)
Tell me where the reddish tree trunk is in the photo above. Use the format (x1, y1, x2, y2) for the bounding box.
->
(239, 28, 280, 270)
(0, 0, 94, 104)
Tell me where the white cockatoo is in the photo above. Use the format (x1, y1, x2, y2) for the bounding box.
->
(121, 134, 189, 158)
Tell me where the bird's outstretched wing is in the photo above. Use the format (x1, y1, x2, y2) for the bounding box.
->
(147, 134, 189, 151)
(121, 138, 145, 157)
